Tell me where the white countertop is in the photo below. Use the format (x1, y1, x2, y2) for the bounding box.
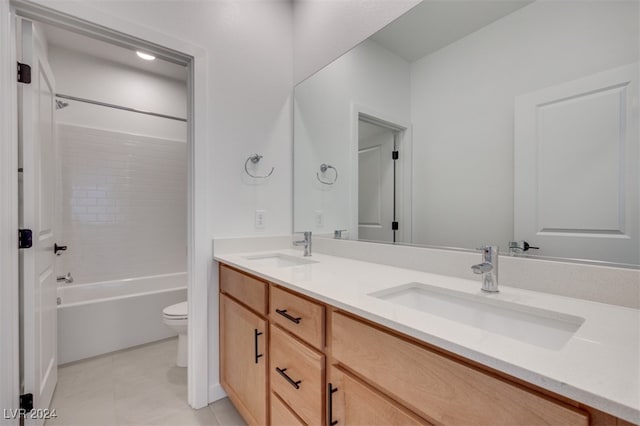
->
(214, 249, 640, 423)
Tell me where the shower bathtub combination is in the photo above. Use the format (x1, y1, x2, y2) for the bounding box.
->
(56, 272, 187, 364)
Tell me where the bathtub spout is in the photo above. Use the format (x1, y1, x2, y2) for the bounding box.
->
(57, 272, 74, 284)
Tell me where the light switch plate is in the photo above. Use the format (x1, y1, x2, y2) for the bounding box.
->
(315, 210, 323, 227)
(255, 210, 266, 229)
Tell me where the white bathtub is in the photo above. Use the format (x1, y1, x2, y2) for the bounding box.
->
(57, 272, 187, 365)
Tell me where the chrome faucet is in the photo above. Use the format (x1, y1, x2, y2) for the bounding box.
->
(57, 272, 74, 284)
(293, 231, 312, 256)
(471, 245, 498, 293)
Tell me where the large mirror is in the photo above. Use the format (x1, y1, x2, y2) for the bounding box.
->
(294, 0, 639, 266)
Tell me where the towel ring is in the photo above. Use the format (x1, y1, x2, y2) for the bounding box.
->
(244, 154, 274, 179)
(317, 163, 338, 185)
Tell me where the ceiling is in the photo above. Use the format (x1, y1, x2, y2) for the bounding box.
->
(40, 23, 187, 82)
(371, 0, 534, 62)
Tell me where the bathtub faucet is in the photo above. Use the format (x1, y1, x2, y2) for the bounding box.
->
(57, 272, 74, 284)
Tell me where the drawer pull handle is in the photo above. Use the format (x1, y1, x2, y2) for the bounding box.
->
(328, 383, 338, 426)
(275, 367, 301, 389)
(275, 309, 301, 324)
(254, 329, 263, 364)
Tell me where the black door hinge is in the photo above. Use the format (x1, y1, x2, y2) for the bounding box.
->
(392, 221, 399, 231)
(19, 229, 33, 249)
(19, 393, 33, 412)
(17, 62, 31, 84)
(392, 150, 399, 160)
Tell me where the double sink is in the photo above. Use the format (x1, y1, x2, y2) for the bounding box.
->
(244, 253, 584, 350)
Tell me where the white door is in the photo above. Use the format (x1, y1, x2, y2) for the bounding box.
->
(514, 63, 639, 264)
(358, 120, 397, 242)
(19, 19, 58, 424)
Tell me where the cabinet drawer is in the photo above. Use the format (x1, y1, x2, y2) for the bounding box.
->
(270, 324, 324, 425)
(271, 392, 305, 426)
(220, 264, 267, 315)
(331, 312, 589, 426)
(270, 285, 324, 350)
(329, 365, 429, 426)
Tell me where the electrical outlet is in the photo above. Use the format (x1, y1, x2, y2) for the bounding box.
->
(315, 210, 323, 227)
(255, 210, 266, 229)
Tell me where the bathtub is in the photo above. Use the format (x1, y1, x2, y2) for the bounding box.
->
(57, 272, 187, 365)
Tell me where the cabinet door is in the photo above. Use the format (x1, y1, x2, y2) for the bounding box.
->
(220, 294, 267, 426)
(328, 366, 428, 426)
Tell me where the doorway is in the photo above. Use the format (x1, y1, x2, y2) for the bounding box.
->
(354, 111, 411, 244)
(3, 5, 200, 422)
(358, 119, 399, 242)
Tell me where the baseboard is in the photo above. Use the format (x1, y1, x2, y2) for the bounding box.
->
(209, 383, 227, 403)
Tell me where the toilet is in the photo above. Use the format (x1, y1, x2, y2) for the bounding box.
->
(162, 301, 188, 367)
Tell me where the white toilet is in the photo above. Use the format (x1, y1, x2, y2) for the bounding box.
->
(162, 301, 188, 367)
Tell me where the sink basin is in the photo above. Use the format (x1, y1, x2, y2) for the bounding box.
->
(244, 253, 318, 268)
(369, 283, 584, 350)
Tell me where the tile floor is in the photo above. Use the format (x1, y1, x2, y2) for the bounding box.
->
(46, 338, 247, 426)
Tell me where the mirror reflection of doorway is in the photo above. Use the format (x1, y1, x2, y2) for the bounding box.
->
(358, 118, 401, 243)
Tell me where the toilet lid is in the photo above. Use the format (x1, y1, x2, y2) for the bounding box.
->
(163, 301, 187, 318)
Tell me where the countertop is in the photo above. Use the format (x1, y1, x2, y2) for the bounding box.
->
(214, 249, 640, 423)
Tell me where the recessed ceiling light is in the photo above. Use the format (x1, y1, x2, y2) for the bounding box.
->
(136, 51, 155, 61)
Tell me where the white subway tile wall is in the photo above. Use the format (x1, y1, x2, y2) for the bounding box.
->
(58, 124, 187, 284)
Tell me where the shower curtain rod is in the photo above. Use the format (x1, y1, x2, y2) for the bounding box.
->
(55, 93, 187, 122)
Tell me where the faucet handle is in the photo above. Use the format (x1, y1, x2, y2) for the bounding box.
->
(476, 245, 498, 263)
(508, 241, 539, 253)
(57, 272, 74, 284)
(476, 245, 494, 253)
(476, 245, 498, 250)
(334, 229, 348, 239)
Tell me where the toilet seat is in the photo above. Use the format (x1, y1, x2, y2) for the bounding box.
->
(162, 301, 188, 368)
(163, 301, 187, 319)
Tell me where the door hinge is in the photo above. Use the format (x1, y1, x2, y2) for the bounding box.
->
(17, 62, 31, 84)
(392, 150, 399, 160)
(19, 393, 33, 412)
(18, 229, 33, 249)
(392, 221, 399, 231)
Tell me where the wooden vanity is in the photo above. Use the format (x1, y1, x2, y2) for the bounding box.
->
(219, 263, 636, 426)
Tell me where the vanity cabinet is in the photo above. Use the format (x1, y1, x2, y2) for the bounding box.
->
(219, 265, 268, 426)
(330, 311, 589, 426)
(218, 262, 630, 426)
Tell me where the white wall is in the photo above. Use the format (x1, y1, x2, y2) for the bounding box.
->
(43, 0, 294, 404)
(48, 46, 187, 284)
(57, 124, 187, 284)
(410, 0, 639, 250)
(50, 46, 187, 140)
(293, 0, 420, 84)
(294, 40, 411, 234)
